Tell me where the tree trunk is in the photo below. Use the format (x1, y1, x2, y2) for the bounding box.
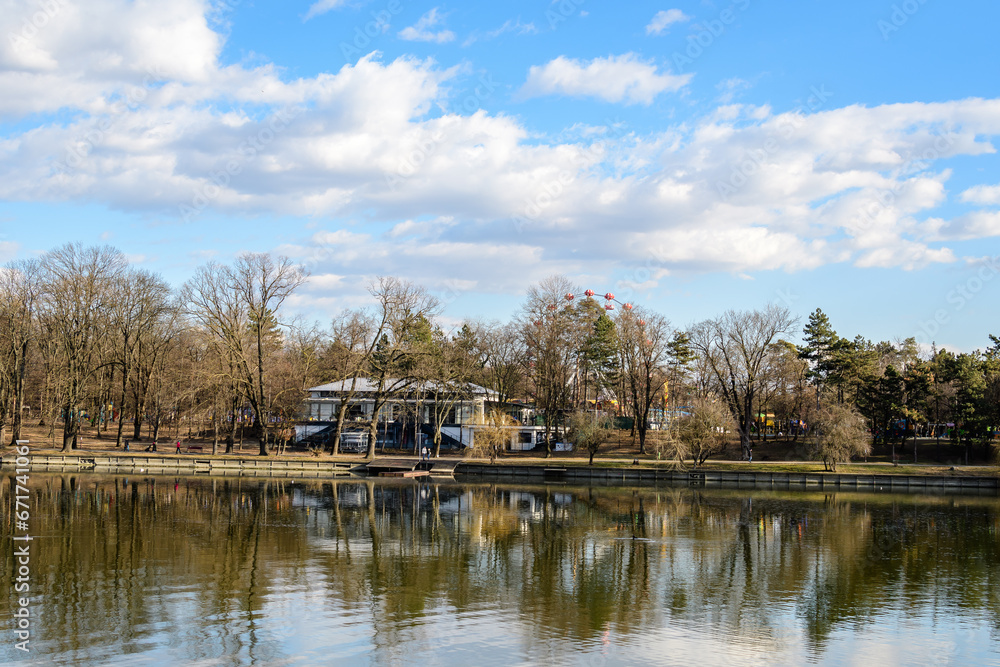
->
(211, 410, 219, 455)
(637, 411, 648, 455)
(256, 414, 268, 457)
(366, 418, 378, 461)
(10, 347, 27, 445)
(365, 399, 384, 461)
(96, 373, 105, 439)
(61, 402, 77, 452)
(741, 397, 753, 460)
(8, 403, 19, 446)
(132, 389, 146, 441)
(114, 366, 128, 447)
(331, 401, 348, 455)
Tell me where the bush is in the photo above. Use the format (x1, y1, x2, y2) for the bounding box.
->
(673, 399, 734, 467)
(566, 411, 612, 465)
(809, 400, 871, 471)
(470, 409, 517, 463)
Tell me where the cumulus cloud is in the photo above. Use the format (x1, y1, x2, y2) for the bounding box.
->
(398, 8, 455, 43)
(646, 9, 690, 35)
(960, 182, 1000, 205)
(520, 53, 691, 105)
(921, 211, 1000, 241)
(0, 0, 222, 118)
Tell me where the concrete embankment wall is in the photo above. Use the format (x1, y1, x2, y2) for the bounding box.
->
(455, 464, 1000, 492)
(4, 454, 358, 478)
(6, 456, 999, 491)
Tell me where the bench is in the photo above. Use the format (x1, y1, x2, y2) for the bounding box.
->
(186, 446, 204, 453)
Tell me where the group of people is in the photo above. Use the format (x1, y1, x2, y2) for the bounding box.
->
(120, 440, 184, 453)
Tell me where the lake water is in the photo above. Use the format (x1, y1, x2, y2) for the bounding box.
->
(2, 473, 999, 666)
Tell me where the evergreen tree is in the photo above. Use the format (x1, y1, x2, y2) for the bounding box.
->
(580, 311, 618, 402)
(797, 308, 848, 401)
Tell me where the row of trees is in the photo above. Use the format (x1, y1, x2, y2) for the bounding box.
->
(0, 245, 314, 455)
(794, 309, 1000, 464)
(1, 244, 997, 465)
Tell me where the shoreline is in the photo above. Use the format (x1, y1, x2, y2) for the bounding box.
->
(3, 452, 998, 492)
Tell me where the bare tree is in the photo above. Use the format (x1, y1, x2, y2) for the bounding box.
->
(363, 277, 438, 460)
(768, 340, 810, 441)
(689, 304, 797, 460)
(38, 244, 127, 451)
(520, 276, 583, 457)
(473, 320, 527, 406)
(425, 327, 478, 457)
(184, 253, 306, 456)
(0, 260, 43, 446)
(129, 303, 182, 443)
(616, 308, 673, 455)
(270, 322, 327, 453)
(109, 268, 174, 447)
(324, 310, 378, 455)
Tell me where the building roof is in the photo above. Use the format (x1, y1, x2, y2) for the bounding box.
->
(308, 379, 496, 399)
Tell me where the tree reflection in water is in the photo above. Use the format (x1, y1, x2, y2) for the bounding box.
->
(1, 474, 998, 665)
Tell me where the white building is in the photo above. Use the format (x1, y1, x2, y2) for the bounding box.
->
(297, 379, 560, 451)
(302, 378, 494, 422)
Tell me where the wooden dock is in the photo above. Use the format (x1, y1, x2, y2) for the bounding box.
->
(365, 458, 422, 476)
(365, 457, 462, 478)
(428, 459, 460, 476)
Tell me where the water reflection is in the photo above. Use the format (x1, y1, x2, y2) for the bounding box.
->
(2, 474, 999, 665)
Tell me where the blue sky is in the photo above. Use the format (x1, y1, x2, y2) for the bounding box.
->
(2, 0, 999, 352)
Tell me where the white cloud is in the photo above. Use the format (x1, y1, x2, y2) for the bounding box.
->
(312, 229, 370, 245)
(646, 9, 690, 35)
(306, 273, 346, 290)
(303, 0, 349, 22)
(388, 217, 457, 238)
(398, 8, 455, 44)
(854, 242, 956, 270)
(0, 0, 222, 118)
(520, 53, 691, 105)
(960, 182, 1000, 205)
(5, 0, 1000, 295)
(921, 210, 1000, 241)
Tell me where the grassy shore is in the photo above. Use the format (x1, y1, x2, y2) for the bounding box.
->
(7, 424, 998, 477)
